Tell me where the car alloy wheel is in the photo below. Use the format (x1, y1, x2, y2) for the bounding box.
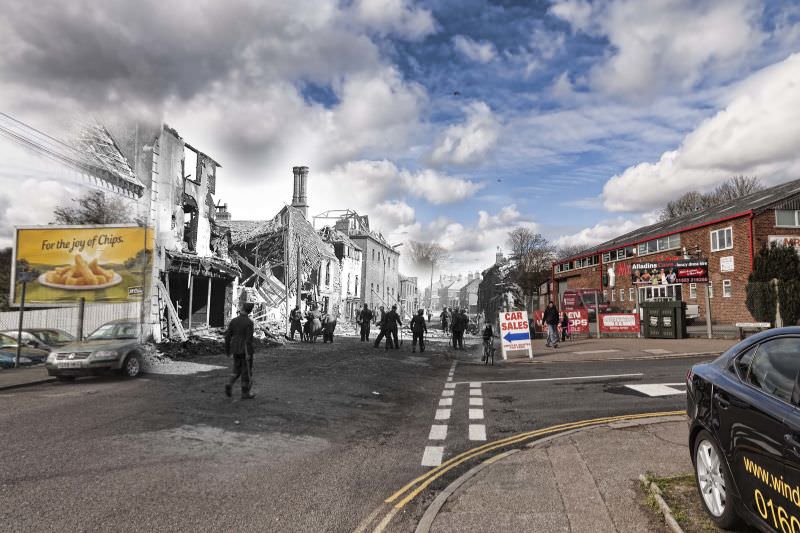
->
(696, 438, 726, 517)
(124, 354, 141, 378)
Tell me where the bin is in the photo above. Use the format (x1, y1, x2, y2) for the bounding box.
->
(641, 300, 687, 339)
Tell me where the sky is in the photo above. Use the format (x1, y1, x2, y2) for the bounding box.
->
(1, 0, 800, 280)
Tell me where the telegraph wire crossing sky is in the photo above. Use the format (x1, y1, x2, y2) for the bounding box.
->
(0, 0, 799, 275)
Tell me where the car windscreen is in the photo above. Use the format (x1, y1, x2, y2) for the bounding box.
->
(0, 333, 18, 347)
(35, 330, 75, 345)
(87, 323, 139, 340)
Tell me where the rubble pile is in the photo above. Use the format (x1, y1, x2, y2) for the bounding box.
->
(139, 343, 225, 375)
(156, 326, 283, 360)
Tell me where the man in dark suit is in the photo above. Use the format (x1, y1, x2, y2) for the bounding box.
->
(410, 309, 427, 353)
(225, 302, 256, 400)
(384, 304, 402, 350)
(358, 304, 374, 342)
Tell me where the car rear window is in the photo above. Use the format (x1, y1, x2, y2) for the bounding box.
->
(747, 338, 800, 403)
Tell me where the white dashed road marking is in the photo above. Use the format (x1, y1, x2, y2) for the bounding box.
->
(625, 383, 686, 397)
(439, 398, 452, 406)
(469, 424, 487, 441)
(421, 446, 444, 467)
(469, 397, 483, 406)
(469, 409, 484, 420)
(571, 349, 620, 355)
(429, 425, 448, 440)
(442, 389, 454, 397)
(469, 389, 482, 396)
(454, 373, 643, 386)
(435, 409, 452, 420)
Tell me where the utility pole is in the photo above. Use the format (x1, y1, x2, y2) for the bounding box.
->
(295, 237, 302, 309)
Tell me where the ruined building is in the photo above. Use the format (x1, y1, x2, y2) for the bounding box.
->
(223, 167, 341, 333)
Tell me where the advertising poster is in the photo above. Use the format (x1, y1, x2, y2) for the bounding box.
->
(532, 309, 589, 336)
(12, 225, 154, 305)
(630, 259, 708, 285)
(599, 313, 640, 334)
(499, 310, 532, 360)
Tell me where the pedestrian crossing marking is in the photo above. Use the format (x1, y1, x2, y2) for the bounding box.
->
(625, 383, 686, 397)
(469, 424, 486, 441)
(469, 408, 484, 420)
(421, 446, 444, 466)
(469, 397, 483, 406)
(439, 398, 452, 406)
(429, 425, 447, 440)
(435, 409, 451, 420)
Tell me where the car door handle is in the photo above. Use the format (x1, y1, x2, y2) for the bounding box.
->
(714, 393, 730, 409)
(785, 434, 800, 448)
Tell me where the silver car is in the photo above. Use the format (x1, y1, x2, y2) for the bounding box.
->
(45, 319, 144, 381)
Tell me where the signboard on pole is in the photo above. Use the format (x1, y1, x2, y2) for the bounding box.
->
(11, 225, 154, 306)
(499, 310, 533, 360)
(631, 259, 708, 284)
(599, 313, 640, 334)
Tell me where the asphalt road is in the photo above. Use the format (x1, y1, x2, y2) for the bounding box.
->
(0, 335, 710, 532)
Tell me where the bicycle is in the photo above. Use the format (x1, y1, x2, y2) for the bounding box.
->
(482, 338, 495, 365)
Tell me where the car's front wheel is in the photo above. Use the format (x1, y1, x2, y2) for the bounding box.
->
(694, 430, 740, 529)
(121, 353, 142, 378)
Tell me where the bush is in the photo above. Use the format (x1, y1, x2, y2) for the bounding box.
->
(779, 280, 800, 326)
(746, 282, 776, 325)
(747, 243, 800, 325)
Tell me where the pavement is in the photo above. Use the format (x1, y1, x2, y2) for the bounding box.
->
(520, 336, 736, 363)
(0, 364, 53, 390)
(424, 417, 690, 533)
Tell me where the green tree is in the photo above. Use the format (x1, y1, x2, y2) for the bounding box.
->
(746, 243, 800, 325)
(53, 189, 135, 225)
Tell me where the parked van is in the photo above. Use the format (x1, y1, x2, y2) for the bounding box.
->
(560, 289, 610, 318)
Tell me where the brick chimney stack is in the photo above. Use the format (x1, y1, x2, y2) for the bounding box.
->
(292, 166, 309, 218)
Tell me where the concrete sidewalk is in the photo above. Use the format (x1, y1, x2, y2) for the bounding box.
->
(0, 365, 54, 391)
(507, 337, 735, 363)
(424, 417, 689, 533)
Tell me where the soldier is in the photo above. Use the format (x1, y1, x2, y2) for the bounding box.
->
(451, 308, 465, 350)
(358, 304, 374, 342)
(440, 308, 449, 333)
(410, 309, 427, 353)
(224, 302, 256, 400)
(373, 305, 387, 348)
(289, 306, 303, 340)
(384, 304, 402, 350)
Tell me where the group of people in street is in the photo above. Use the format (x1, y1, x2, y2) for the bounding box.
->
(289, 304, 336, 343)
(440, 307, 470, 349)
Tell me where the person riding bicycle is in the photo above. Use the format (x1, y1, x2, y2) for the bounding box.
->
(481, 322, 494, 362)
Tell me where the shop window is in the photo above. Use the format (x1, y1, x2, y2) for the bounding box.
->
(347, 273, 351, 294)
(710, 227, 733, 252)
(689, 283, 697, 299)
(723, 280, 732, 298)
(619, 289, 625, 302)
(325, 262, 331, 286)
(776, 210, 800, 227)
(629, 288, 635, 302)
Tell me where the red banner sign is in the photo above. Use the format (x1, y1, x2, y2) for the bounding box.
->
(532, 309, 590, 335)
(599, 313, 640, 333)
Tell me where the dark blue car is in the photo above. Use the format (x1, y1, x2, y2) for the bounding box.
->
(688, 326, 800, 532)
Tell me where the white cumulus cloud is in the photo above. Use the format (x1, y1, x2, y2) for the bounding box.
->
(452, 35, 498, 64)
(602, 53, 800, 212)
(430, 101, 501, 166)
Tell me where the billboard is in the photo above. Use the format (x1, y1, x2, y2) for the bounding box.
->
(599, 313, 640, 334)
(12, 225, 154, 305)
(630, 259, 708, 285)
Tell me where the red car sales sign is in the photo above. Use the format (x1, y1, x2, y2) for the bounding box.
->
(630, 259, 709, 284)
(599, 313, 640, 334)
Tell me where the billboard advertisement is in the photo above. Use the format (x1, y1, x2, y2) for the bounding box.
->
(599, 313, 640, 334)
(12, 225, 154, 305)
(532, 309, 590, 336)
(630, 259, 708, 285)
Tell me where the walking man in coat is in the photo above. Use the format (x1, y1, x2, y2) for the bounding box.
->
(358, 304, 374, 342)
(440, 308, 449, 333)
(289, 306, 303, 340)
(410, 309, 427, 353)
(225, 302, 256, 399)
(384, 304, 402, 350)
(373, 305, 387, 348)
(542, 300, 560, 349)
(451, 308, 465, 350)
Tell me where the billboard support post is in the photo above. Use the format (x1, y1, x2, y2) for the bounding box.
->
(15, 279, 28, 368)
(704, 284, 712, 339)
(77, 297, 85, 341)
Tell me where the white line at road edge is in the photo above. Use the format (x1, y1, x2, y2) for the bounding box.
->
(453, 373, 644, 385)
(571, 349, 620, 355)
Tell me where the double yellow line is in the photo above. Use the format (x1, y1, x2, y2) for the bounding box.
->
(385, 410, 685, 510)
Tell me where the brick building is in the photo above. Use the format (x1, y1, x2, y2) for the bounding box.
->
(553, 178, 800, 325)
(333, 213, 400, 310)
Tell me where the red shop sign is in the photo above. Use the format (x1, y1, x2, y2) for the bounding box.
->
(599, 313, 640, 334)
